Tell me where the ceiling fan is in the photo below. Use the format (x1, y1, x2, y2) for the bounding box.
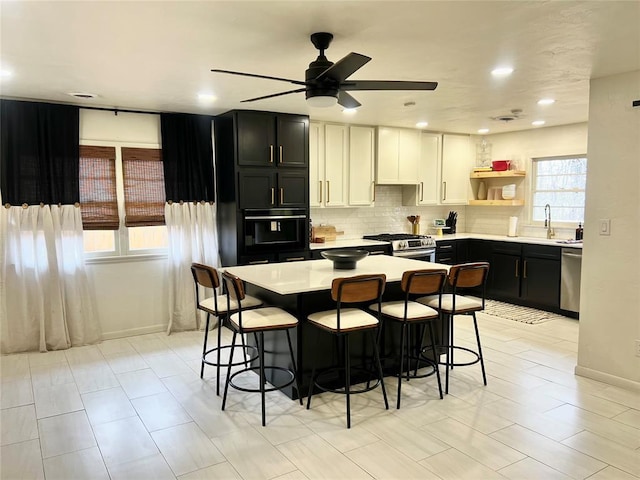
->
(211, 32, 438, 109)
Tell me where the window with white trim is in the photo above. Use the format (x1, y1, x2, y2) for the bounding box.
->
(80, 142, 168, 257)
(530, 155, 587, 224)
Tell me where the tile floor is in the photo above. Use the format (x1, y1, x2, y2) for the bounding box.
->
(1, 313, 639, 479)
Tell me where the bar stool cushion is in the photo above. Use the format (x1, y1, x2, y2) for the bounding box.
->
(308, 308, 378, 332)
(417, 294, 482, 313)
(370, 300, 439, 321)
(200, 294, 262, 315)
(229, 307, 298, 332)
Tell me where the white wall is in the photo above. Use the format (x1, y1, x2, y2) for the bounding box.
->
(466, 123, 588, 239)
(576, 71, 640, 388)
(80, 110, 170, 339)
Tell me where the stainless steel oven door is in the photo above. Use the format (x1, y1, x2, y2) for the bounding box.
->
(392, 248, 436, 262)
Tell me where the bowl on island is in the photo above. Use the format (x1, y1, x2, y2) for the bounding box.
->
(320, 249, 370, 270)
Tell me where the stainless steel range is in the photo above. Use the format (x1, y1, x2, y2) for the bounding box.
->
(363, 233, 436, 262)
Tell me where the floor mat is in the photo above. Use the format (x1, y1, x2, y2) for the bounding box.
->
(482, 299, 572, 325)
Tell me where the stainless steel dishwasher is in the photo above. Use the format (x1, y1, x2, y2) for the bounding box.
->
(561, 248, 582, 314)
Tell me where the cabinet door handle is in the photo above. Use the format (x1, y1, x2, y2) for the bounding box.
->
(279, 145, 283, 164)
(442, 181, 447, 201)
(285, 256, 305, 262)
(279, 187, 284, 204)
(249, 259, 270, 265)
(439, 244, 453, 250)
(420, 182, 424, 202)
(271, 187, 275, 205)
(269, 145, 274, 164)
(319, 181, 323, 203)
(523, 260, 528, 279)
(327, 180, 330, 203)
(515, 259, 520, 278)
(370, 250, 386, 255)
(372, 182, 376, 202)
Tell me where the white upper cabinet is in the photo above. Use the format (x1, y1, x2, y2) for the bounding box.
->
(402, 132, 441, 206)
(309, 121, 324, 207)
(440, 133, 472, 204)
(349, 125, 375, 206)
(375, 127, 419, 184)
(309, 122, 348, 207)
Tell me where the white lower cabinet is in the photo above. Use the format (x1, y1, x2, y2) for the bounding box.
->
(402, 132, 441, 206)
(440, 133, 472, 204)
(349, 125, 375, 205)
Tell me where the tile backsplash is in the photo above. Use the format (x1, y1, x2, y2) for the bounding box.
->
(311, 185, 578, 240)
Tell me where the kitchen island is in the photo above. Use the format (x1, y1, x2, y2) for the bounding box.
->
(224, 255, 449, 399)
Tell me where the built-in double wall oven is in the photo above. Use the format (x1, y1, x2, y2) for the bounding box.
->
(243, 208, 308, 254)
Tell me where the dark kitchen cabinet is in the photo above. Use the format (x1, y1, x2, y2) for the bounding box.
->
(435, 239, 457, 265)
(489, 242, 560, 310)
(214, 110, 310, 266)
(238, 169, 307, 209)
(236, 111, 308, 168)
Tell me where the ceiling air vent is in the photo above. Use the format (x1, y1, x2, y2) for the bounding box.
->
(491, 108, 524, 122)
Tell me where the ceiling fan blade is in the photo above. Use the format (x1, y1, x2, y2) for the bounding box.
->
(341, 80, 438, 91)
(211, 69, 307, 86)
(240, 88, 307, 103)
(337, 91, 361, 109)
(315, 53, 371, 83)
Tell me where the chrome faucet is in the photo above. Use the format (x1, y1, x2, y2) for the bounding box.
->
(544, 204, 555, 239)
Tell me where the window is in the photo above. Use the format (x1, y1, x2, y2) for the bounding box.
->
(530, 155, 587, 224)
(80, 143, 168, 257)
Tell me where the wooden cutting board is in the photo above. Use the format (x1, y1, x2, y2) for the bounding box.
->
(312, 225, 344, 242)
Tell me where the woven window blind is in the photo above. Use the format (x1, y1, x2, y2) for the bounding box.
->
(122, 147, 166, 227)
(79, 145, 119, 230)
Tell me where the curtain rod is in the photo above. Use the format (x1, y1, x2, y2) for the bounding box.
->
(80, 106, 161, 116)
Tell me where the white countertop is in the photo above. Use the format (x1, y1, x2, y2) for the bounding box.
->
(433, 233, 583, 248)
(224, 255, 447, 295)
(309, 238, 389, 251)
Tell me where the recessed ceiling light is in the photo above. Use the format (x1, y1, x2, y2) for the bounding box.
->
(491, 67, 514, 77)
(197, 93, 217, 102)
(416, 121, 428, 128)
(477, 128, 490, 134)
(532, 120, 546, 126)
(537, 98, 556, 105)
(342, 108, 357, 114)
(67, 92, 98, 99)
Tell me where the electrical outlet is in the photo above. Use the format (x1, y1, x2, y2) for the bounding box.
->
(599, 219, 611, 236)
(636, 340, 640, 357)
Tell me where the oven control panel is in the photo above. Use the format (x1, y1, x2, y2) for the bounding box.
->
(392, 237, 436, 250)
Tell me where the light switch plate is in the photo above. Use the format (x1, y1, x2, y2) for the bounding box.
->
(599, 219, 611, 235)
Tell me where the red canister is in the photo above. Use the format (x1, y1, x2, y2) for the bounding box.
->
(492, 160, 511, 171)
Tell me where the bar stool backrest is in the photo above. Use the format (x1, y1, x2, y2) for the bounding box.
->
(221, 271, 246, 303)
(331, 274, 386, 304)
(401, 269, 448, 296)
(191, 262, 222, 312)
(448, 262, 490, 290)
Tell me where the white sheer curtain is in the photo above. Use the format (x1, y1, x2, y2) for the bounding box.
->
(0, 204, 101, 353)
(165, 201, 219, 333)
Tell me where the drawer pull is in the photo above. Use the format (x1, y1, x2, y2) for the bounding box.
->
(285, 256, 305, 262)
(249, 260, 269, 265)
(369, 250, 386, 255)
(439, 245, 453, 250)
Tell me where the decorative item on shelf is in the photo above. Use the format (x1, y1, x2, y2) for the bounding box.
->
(445, 211, 457, 234)
(407, 215, 421, 235)
(487, 186, 503, 201)
(477, 181, 487, 200)
(501, 184, 516, 200)
(320, 249, 369, 269)
(476, 138, 492, 168)
(432, 219, 448, 236)
(491, 160, 511, 171)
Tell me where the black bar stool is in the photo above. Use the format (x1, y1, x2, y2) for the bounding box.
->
(220, 271, 303, 427)
(190, 263, 262, 395)
(417, 262, 490, 394)
(306, 274, 389, 428)
(371, 269, 447, 408)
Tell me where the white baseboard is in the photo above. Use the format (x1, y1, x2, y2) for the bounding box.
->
(101, 324, 167, 340)
(575, 365, 640, 391)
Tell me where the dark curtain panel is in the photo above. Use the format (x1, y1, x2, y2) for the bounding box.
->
(160, 113, 215, 202)
(0, 100, 80, 205)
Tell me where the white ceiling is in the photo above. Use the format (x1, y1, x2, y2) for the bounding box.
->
(1, 1, 638, 135)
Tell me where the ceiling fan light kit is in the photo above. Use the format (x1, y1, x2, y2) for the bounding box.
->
(211, 32, 437, 109)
